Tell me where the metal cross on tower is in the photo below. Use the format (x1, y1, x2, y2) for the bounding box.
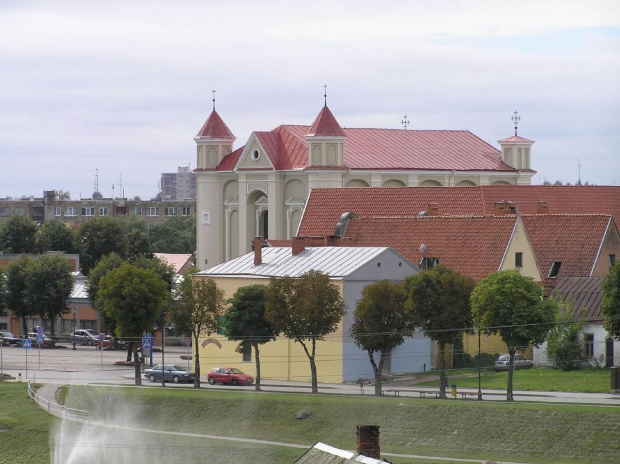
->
(212, 89, 216, 111)
(323, 84, 327, 106)
(511, 110, 521, 136)
(401, 115, 410, 130)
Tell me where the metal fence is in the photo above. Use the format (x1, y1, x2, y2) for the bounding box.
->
(28, 381, 89, 422)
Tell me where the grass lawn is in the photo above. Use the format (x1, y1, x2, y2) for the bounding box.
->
(417, 367, 611, 393)
(61, 385, 620, 464)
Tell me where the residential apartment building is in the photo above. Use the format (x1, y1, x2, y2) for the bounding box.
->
(161, 166, 197, 201)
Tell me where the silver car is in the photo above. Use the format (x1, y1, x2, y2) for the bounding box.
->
(144, 364, 195, 384)
(494, 354, 534, 371)
(70, 329, 101, 346)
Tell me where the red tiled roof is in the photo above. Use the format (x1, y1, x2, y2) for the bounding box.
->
(344, 215, 517, 281)
(298, 187, 485, 236)
(215, 146, 244, 171)
(549, 276, 605, 322)
(195, 110, 235, 140)
(307, 106, 345, 137)
(520, 214, 613, 288)
(154, 253, 193, 274)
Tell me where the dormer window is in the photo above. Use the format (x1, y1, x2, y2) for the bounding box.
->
(251, 149, 260, 161)
(548, 261, 562, 278)
(420, 257, 440, 270)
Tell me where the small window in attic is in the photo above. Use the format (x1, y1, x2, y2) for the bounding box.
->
(610, 254, 616, 269)
(420, 257, 440, 270)
(548, 261, 562, 278)
(515, 252, 523, 269)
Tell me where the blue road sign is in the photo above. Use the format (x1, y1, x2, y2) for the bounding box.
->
(22, 339, 32, 349)
(99, 333, 105, 342)
(37, 326, 43, 335)
(142, 335, 152, 349)
(36, 334, 44, 344)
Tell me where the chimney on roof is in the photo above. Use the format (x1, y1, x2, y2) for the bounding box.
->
(428, 203, 439, 216)
(326, 235, 341, 246)
(537, 201, 548, 214)
(292, 236, 306, 256)
(495, 201, 508, 216)
(356, 425, 380, 460)
(253, 236, 262, 265)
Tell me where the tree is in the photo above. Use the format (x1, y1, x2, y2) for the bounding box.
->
(169, 274, 226, 388)
(0, 255, 34, 335)
(602, 262, 620, 339)
(470, 270, 557, 400)
(350, 280, 414, 396)
(54, 189, 71, 201)
(77, 217, 128, 275)
(0, 215, 37, 254)
(265, 270, 346, 393)
(25, 254, 73, 338)
(35, 220, 76, 253)
(92, 191, 103, 199)
(404, 265, 476, 398)
(99, 264, 170, 385)
(546, 293, 584, 371)
(149, 216, 196, 253)
(225, 285, 276, 391)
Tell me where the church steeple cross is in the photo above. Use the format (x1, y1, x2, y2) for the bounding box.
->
(323, 84, 327, 106)
(212, 89, 216, 111)
(511, 110, 520, 136)
(401, 115, 410, 130)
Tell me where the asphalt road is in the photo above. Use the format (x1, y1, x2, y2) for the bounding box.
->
(2, 341, 620, 405)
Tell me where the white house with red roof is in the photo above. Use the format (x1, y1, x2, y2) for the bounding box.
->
(194, 104, 535, 269)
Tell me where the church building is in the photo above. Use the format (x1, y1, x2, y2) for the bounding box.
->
(194, 103, 534, 269)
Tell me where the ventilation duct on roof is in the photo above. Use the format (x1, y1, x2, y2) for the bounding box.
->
(334, 212, 356, 238)
(418, 211, 428, 216)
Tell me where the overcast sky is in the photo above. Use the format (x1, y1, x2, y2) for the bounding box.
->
(1, 0, 618, 200)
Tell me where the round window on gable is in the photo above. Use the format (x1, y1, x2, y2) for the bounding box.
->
(251, 149, 260, 161)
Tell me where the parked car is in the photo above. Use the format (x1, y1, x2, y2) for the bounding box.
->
(144, 364, 195, 384)
(0, 332, 22, 346)
(70, 329, 102, 346)
(26, 332, 53, 347)
(494, 354, 534, 371)
(207, 367, 254, 386)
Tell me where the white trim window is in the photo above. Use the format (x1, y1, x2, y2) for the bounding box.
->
(65, 207, 77, 217)
(148, 207, 159, 217)
(82, 207, 95, 217)
(134, 207, 142, 216)
(165, 207, 177, 216)
(99, 207, 108, 216)
(55, 207, 62, 217)
(182, 206, 191, 216)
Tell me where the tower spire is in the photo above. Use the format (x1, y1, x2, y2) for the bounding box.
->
(323, 84, 327, 106)
(212, 89, 216, 111)
(511, 110, 520, 136)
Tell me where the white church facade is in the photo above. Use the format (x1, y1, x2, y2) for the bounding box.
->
(194, 104, 535, 269)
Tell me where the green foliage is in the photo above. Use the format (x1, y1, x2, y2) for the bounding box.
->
(54, 189, 71, 200)
(0, 256, 34, 333)
(77, 217, 128, 275)
(149, 215, 196, 253)
(265, 270, 346, 393)
(0, 215, 37, 253)
(86, 253, 126, 332)
(602, 262, 620, 339)
(546, 293, 584, 371)
(35, 220, 76, 253)
(24, 254, 73, 337)
(169, 274, 226, 387)
(127, 229, 153, 261)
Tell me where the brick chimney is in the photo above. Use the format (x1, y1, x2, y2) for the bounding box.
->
(537, 201, 548, 214)
(495, 201, 507, 216)
(253, 236, 262, 265)
(292, 236, 306, 256)
(356, 425, 380, 459)
(326, 235, 341, 246)
(427, 203, 439, 216)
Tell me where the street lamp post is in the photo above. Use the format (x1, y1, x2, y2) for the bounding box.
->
(72, 307, 76, 350)
(477, 326, 483, 401)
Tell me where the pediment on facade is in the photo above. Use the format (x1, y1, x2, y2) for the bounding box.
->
(234, 134, 275, 171)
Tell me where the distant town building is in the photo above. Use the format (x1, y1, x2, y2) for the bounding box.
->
(0, 191, 196, 227)
(161, 166, 196, 201)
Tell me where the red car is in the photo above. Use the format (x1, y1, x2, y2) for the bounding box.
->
(207, 367, 254, 386)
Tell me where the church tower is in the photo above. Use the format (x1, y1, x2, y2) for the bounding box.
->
(305, 105, 345, 167)
(498, 110, 534, 172)
(194, 109, 236, 169)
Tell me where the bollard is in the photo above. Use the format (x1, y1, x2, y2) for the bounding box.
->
(451, 384, 457, 397)
(18, 372, 21, 382)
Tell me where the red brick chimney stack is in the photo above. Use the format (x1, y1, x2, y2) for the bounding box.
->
(254, 236, 262, 265)
(537, 201, 548, 214)
(356, 425, 380, 460)
(428, 203, 439, 216)
(495, 201, 507, 216)
(292, 236, 306, 256)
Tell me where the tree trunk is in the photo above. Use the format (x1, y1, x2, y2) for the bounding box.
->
(48, 317, 56, 338)
(193, 334, 201, 388)
(367, 350, 381, 396)
(507, 347, 515, 401)
(439, 342, 447, 399)
(126, 342, 132, 362)
(21, 317, 28, 337)
(253, 342, 261, 391)
(133, 344, 141, 386)
(376, 351, 388, 396)
(298, 339, 319, 393)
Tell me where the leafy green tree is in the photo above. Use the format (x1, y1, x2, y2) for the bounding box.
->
(54, 189, 71, 200)
(127, 229, 152, 260)
(470, 270, 557, 400)
(0, 255, 34, 335)
(225, 285, 276, 391)
(265, 270, 346, 393)
(350, 280, 414, 396)
(25, 254, 73, 338)
(35, 220, 76, 253)
(149, 216, 196, 254)
(99, 264, 170, 385)
(602, 262, 620, 339)
(169, 274, 226, 388)
(546, 293, 584, 371)
(404, 265, 476, 398)
(77, 217, 128, 275)
(0, 215, 37, 254)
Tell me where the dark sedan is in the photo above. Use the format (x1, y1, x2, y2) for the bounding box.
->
(144, 364, 195, 383)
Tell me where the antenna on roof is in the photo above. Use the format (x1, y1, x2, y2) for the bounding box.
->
(212, 89, 216, 111)
(401, 115, 410, 130)
(511, 110, 520, 136)
(323, 84, 327, 106)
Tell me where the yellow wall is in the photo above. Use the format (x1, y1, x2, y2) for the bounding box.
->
(500, 219, 541, 281)
(194, 275, 345, 384)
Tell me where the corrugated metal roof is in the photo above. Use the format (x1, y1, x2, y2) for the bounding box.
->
(550, 276, 605, 322)
(71, 279, 90, 299)
(294, 442, 388, 464)
(198, 247, 391, 278)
